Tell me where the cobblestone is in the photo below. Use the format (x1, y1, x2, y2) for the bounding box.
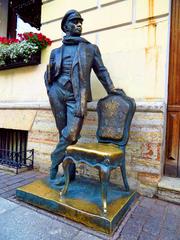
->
(119, 220, 142, 240)
(131, 205, 149, 217)
(159, 228, 180, 240)
(139, 196, 156, 209)
(0, 170, 44, 199)
(163, 213, 178, 232)
(167, 203, 180, 217)
(155, 198, 169, 207)
(143, 215, 162, 236)
(0, 170, 180, 239)
(138, 231, 158, 240)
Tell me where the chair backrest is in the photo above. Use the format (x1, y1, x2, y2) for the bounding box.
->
(96, 92, 136, 147)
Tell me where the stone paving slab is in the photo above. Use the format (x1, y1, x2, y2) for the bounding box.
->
(0, 197, 81, 240)
(0, 197, 19, 214)
(0, 169, 180, 240)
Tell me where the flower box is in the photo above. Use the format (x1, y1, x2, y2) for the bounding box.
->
(0, 32, 51, 71)
(0, 51, 41, 71)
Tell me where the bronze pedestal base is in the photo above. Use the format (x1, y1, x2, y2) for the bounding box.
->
(16, 176, 137, 234)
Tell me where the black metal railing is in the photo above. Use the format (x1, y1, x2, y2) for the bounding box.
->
(0, 149, 34, 174)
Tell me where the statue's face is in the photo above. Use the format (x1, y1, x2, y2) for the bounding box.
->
(65, 19, 83, 36)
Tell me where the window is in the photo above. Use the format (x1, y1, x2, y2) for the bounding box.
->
(8, 0, 42, 38)
(0, 0, 42, 69)
(0, 0, 41, 38)
(0, 0, 9, 37)
(0, 128, 28, 156)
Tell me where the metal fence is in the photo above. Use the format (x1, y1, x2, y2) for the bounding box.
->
(0, 149, 34, 174)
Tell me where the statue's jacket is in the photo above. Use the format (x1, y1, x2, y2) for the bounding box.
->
(44, 41, 114, 114)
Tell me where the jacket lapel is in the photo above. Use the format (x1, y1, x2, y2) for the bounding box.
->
(54, 46, 63, 78)
(77, 42, 89, 84)
(72, 44, 80, 70)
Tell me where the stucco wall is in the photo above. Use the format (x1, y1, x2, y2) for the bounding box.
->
(0, 0, 169, 102)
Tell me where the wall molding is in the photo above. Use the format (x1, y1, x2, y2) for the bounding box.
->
(0, 100, 165, 113)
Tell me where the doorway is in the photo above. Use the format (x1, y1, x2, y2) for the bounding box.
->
(164, 0, 180, 177)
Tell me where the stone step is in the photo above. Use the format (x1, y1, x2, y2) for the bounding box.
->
(157, 176, 180, 204)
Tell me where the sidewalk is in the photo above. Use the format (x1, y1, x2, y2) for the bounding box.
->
(0, 169, 180, 240)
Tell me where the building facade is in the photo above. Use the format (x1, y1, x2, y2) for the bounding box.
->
(0, 0, 179, 201)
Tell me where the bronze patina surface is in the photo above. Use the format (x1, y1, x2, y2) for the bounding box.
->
(44, 9, 123, 183)
(16, 176, 137, 234)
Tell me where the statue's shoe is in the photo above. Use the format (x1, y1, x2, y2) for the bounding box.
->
(48, 176, 65, 186)
(53, 176, 65, 186)
(49, 175, 76, 186)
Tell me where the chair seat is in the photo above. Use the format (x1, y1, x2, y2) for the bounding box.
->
(66, 143, 123, 165)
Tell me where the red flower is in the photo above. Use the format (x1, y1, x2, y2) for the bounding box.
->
(0, 32, 52, 49)
(0, 36, 19, 45)
(28, 32, 34, 38)
(37, 34, 43, 41)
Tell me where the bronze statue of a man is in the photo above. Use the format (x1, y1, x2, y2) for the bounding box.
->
(44, 9, 119, 184)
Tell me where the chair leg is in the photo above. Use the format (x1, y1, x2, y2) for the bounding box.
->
(60, 158, 73, 197)
(120, 163, 129, 191)
(99, 165, 110, 214)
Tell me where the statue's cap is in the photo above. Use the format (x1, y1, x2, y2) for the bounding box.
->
(61, 10, 83, 32)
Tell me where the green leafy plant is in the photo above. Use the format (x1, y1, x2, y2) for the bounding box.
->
(0, 41, 38, 66)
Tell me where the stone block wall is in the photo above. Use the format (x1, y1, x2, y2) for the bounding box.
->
(27, 100, 165, 197)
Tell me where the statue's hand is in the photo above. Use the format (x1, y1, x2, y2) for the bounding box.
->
(109, 88, 125, 95)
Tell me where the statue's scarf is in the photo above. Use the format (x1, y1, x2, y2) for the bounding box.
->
(62, 36, 89, 45)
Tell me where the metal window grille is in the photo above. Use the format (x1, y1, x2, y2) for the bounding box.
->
(0, 128, 34, 173)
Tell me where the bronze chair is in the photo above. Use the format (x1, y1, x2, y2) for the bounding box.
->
(60, 92, 136, 214)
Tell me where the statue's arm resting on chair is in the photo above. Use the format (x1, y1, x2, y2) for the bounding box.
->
(92, 45, 125, 95)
